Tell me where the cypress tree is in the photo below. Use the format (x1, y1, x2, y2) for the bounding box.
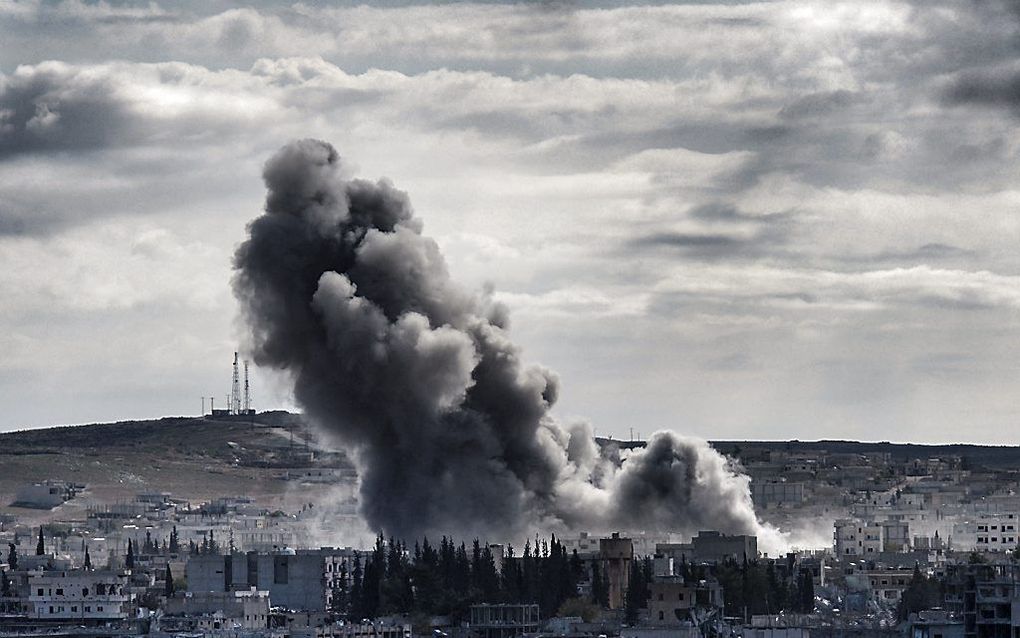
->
(84, 546, 92, 570)
(591, 562, 607, 608)
(624, 558, 646, 624)
(164, 563, 175, 597)
(7, 544, 17, 571)
(350, 558, 364, 620)
(331, 561, 349, 618)
(126, 539, 135, 569)
(36, 528, 45, 556)
(169, 526, 179, 554)
(799, 569, 814, 613)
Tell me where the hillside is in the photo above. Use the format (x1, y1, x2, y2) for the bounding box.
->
(6, 414, 1020, 527)
(0, 411, 354, 524)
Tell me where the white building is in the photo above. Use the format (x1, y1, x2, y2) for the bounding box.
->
(27, 570, 132, 621)
(834, 519, 911, 556)
(13, 481, 78, 509)
(952, 513, 1019, 552)
(834, 520, 884, 557)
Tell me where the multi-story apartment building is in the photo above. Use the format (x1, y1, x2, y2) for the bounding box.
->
(834, 520, 884, 557)
(952, 514, 1019, 553)
(26, 570, 132, 621)
(187, 547, 363, 611)
(834, 519, 911, 556)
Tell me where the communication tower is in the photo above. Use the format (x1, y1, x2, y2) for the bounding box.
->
(243, 360, 252, 414)
(230, 352, 241, 415)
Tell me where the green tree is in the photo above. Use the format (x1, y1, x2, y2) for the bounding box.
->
(799, 569, 815, 613)
(591, 562, 607, 608)
(164, 563, 175, 597)
(350, 558, 364, 620)
(557, 596, 600, 622)
(897, 565, 940, 621)
(330, 562, 349, 619)
(624, 557, 649, 624)
(168, 526, 180, 554)
(7, 544, 17, 571)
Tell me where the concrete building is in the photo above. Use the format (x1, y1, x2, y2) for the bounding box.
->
(690, 531, 757, 563)
(12, 481, 79, 509)
(599, 533, 633, 610)
(26, 570, 132, 621)
(160, 589, 270, 632)
(293, 622, 411, 638)
(187, 547, 361, 611)
(835, 519, 882, 557)
(906, 610, 965, 638)
(469, 603, 539, 638)
(952, 514, 1019, 553)
(560, 532, 601, 557)
(646, 578, 723, 626)
(751, 481, 805, 508)
(861, 569, 914, 605)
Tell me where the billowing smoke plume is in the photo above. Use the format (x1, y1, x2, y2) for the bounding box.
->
(234, 139, 782, 549)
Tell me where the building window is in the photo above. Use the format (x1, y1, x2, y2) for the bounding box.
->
(56, 588, 63, 595)
(37, 589, 43, 596)
(658, 611, 664, 621)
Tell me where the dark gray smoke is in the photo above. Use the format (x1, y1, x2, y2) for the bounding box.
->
(234, 139, 783, 549)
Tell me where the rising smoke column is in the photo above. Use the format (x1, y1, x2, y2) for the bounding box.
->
(234, 139, 777, 546)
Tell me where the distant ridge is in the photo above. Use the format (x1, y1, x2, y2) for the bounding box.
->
(597, 436, 1020, 470)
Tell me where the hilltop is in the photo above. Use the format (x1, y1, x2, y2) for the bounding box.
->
(0, 411, 354, 524)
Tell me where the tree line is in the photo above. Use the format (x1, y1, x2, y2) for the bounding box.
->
(331, 534, 586, 622)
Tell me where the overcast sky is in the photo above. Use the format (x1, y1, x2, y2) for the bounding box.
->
(1, 0, 1019, 443)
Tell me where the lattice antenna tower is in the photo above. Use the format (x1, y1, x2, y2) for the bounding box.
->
(230, 352, 241, 415)
(243, 360, 251, 414)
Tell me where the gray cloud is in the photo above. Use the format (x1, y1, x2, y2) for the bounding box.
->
(0, 64, 134, 157)
(944, 66, 1020, 110)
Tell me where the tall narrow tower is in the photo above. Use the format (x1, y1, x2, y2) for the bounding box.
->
(243, 360, 251, 414)
(230, 352, 241, 415)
